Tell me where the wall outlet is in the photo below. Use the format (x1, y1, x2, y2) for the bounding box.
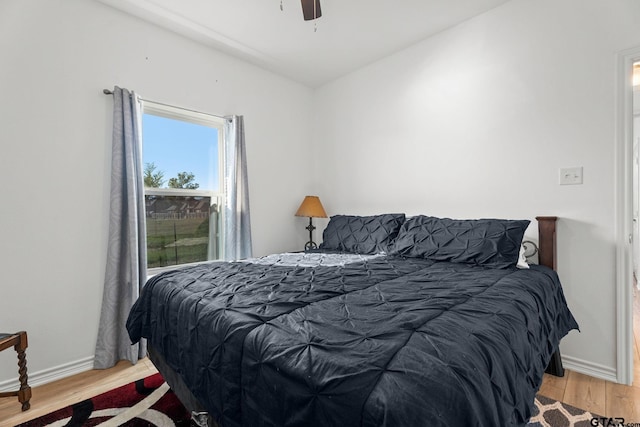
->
(559, 167, 583, 185)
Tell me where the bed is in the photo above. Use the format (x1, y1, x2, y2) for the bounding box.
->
(126, 214, 578, 427)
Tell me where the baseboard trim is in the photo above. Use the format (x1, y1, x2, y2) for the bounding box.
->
(562, 355, 618, 383)
(0, 355, 94, 392)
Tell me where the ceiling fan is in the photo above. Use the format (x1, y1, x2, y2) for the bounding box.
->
(300, 0, 322, 21)
(281, 0, 322, 21)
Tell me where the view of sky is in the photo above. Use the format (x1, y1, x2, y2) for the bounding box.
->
(142, 113, 220, 191)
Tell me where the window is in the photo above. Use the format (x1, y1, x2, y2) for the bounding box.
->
(141, 101, 225, 270)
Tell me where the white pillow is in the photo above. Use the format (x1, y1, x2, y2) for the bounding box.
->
(517, 244, 530, 269)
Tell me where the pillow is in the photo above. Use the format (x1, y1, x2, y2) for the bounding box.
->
(319, 213, 406, 254)
(391, 216, 530, 269)
(516, 244, 530, 269)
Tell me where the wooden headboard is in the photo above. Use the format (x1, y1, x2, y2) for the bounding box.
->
(536, 216, 557, 271)
(535, 216, 566, 378)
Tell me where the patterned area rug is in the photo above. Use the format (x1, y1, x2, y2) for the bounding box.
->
(15, 374, 598, 427)
(16, 373, 191, 427)
(528, 395, 601, 427)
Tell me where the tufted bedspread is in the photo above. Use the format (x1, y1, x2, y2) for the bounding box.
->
(126, 253, 578, 427)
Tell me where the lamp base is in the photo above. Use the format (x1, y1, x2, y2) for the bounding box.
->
(304, 218, 317, 251)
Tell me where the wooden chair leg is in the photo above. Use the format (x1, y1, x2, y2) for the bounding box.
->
(16, 345, 31, 411)
(0, 331, 32, 411)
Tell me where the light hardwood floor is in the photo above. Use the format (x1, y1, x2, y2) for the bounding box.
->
(0, 358, 158, 427)
(1, 290, 639, 427)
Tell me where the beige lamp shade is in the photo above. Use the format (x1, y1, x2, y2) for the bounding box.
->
(295, 196, 327, 218)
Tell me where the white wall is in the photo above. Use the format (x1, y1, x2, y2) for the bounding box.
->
(2, 0, 640, 389)
(0, 0, 313, 385)
(313, 0, 640, 379)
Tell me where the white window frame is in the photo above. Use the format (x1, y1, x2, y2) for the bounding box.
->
(141, 100, 226, 275)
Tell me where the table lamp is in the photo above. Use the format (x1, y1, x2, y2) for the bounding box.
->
(295, 196, 327, 250)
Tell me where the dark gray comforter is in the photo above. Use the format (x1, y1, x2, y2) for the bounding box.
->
(126, 254, 578, 427)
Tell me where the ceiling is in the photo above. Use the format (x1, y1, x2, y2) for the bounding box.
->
(97, 0, 511, 87)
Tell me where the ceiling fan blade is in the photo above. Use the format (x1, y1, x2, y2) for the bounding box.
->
(301, 0, 322, 21)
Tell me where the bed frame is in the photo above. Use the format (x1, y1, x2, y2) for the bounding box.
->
(536, 216, 565, 377)
(148, 216, 566, 425)
(536, 216, 557, 271)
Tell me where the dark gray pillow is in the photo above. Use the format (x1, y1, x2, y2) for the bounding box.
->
(391, 216, 530, 268)
(319, 214, 406, 254)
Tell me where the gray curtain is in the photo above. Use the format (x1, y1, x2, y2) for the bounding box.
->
(224, 115, 253, 260)
(94, 86, 147, 369)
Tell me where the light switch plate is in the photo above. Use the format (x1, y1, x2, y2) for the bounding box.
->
(559, 167, 583, 185)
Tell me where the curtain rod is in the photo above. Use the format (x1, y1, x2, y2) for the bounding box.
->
(102, 88, 227, 120)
